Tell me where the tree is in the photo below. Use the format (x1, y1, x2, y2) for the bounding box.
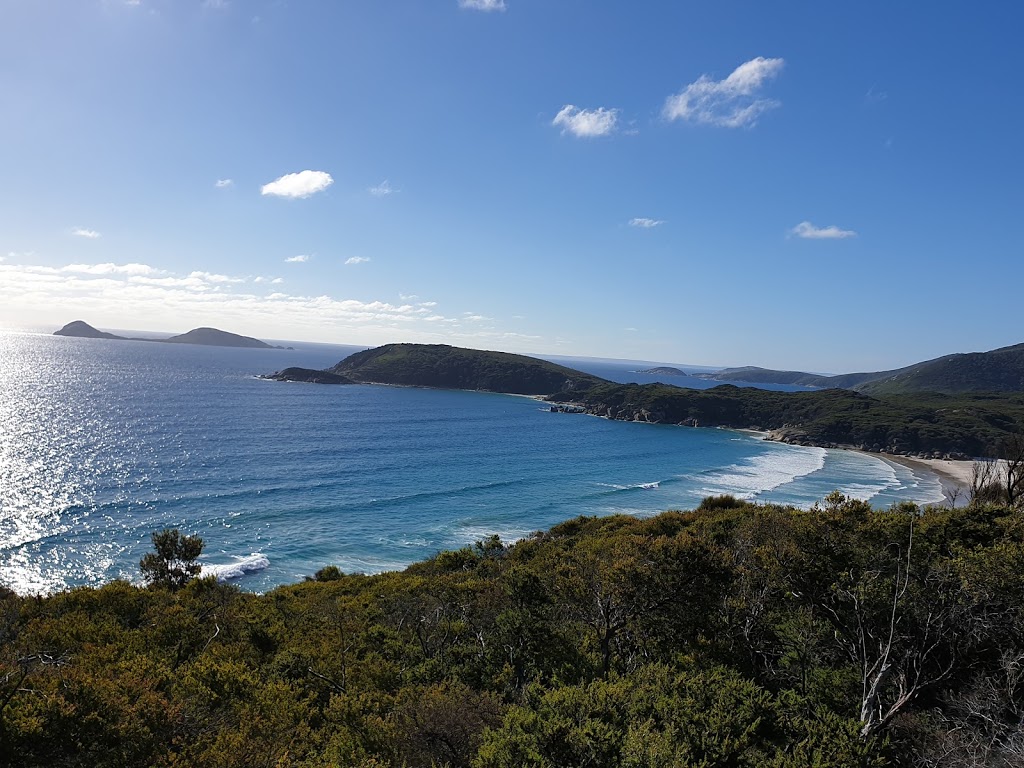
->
(139, 529, 204, 590)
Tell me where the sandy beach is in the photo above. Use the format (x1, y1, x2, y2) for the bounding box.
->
(881, 455, 975, 503)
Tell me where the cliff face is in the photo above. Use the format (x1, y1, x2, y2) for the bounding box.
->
(328, 343, 609, 395)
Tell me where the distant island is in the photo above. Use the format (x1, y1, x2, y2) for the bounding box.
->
(53, 320, 290, 350)
(637, 366, 688, 377)
(263, 343, 608, 395)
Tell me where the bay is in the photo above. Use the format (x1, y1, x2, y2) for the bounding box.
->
(0, 331, 944, 593)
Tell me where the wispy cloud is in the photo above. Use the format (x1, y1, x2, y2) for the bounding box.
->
(64, 262, 157, 276)
(369, 180, 396, 197)
(215, 178, 234, 188)
(345, 256, 370, 265)
(553, 105, 619, 138)
(459, 0, 506, 11)
(261, 170, 334, 199)
(188, 271, 244, 283)
(629, 217, 664, 228)
(284, 254, 310, 263)
(663, 56, 784, 128)
(0, 259, 550, 350)
(72, 227, 101, 239)
(865, 85, 888, 104)
(790, 221, 857, 240)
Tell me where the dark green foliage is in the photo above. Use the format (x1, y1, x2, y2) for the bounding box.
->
(329, 343, 607, 395)
(556, 382, 1024, 457)
(138, 528, 205, 590)
(2, 500, 1023, 766)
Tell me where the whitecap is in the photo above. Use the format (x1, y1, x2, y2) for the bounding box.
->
(694, 445, 826, 499)
(201, 553, 270, 581)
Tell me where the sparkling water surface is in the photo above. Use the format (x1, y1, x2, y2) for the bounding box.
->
(0, 331, 944, 593)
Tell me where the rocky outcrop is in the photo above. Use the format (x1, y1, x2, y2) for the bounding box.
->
(261, 367, 352, 385)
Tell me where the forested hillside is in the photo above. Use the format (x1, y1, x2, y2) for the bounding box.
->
(329, 343, 607, 395)
(2, 496, 1022, 767)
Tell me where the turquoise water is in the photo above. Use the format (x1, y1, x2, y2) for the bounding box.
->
(0, 331, 944, 594)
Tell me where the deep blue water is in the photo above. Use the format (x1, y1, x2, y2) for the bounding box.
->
(0, 332, 943, 594)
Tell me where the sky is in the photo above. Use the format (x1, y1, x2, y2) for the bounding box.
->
(1, 1, 1021, 372)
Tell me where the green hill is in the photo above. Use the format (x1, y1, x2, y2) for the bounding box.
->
(858, 343, 1024, 395)
(329, 343, 608, 395)
(699, 342, 1024, 395)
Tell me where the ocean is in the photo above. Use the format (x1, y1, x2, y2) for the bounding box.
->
(0, 331, 945, 594)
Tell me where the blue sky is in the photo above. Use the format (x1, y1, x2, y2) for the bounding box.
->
(1, 1, 1021, 371)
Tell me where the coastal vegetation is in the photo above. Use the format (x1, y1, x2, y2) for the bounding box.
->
(326, 343, 607, 395)
(550, 382, 1024, 459)
(2, 496, 1022, 766)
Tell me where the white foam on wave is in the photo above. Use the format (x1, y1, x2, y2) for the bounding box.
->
(696, 445, 827, 500)
(597, 481, 661, 491)
(201, 553, 270, 581)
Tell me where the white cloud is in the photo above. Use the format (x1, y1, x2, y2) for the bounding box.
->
(285, 254, 310, 263)
(553, 105, 619, 138)
(790, 221, 857, 240)
(188, 270, 245, 283)
(271, 277, 284, 284)
(215, 178, 234, 188)
(629, 217, 665, 228)
(459, 0, 506, 11)
(0, 259, 554, 353)
(63, 262, 157, 276)
(261, 170, 334, 199)
(72, 228, 101, 239)
(663, 56, 784, 128)
(369, 180, 396, 197)
(345, 256, 370, 265)
(399, 293, 419, 301)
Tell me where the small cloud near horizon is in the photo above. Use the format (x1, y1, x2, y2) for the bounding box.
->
(72, 227, 101, 239)
(261, 170, 334, 199)
(459, 0, 506, 11)
(553, 105, 619, 138)
(285, 254, 311, 263)
(345, 256, 371, 265)
(369, 180, 396, 197)
(215, 178, 234, 188)
(790, 221, 857, 240)
(629, 217, 665, 228)
(663, 56, 784, 128)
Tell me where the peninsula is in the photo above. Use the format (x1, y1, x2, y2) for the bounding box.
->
(263, 343, 607, 395)
(264, 342, 1023, 460)
(53, 320, 288, 350)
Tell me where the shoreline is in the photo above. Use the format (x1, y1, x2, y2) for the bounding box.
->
(880, 455, 972, 502)
(739, 429, 970, 505)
